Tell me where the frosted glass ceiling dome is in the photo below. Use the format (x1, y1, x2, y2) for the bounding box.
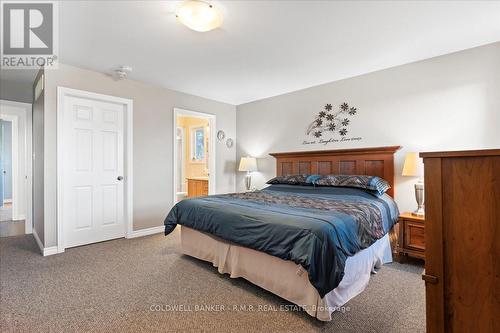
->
(176, 0, 223, 32)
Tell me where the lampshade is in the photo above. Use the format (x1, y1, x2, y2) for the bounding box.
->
(238, 157, 257, 172)
(402, 152, 423, 177)
(176, 0, 223, 32)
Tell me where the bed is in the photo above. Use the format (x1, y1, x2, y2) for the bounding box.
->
(164, 146, 401, 321)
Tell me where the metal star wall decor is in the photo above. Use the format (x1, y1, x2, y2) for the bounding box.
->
(306, 102, 358, 138)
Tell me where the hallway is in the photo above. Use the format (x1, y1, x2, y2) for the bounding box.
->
(0, 203, 24, 237)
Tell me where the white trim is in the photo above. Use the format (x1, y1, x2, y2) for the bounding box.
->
(173, 108, 216, 206)
(0, 100, 31, 109)
(24, 100, 33, 234)
(1, 114, 19, 219)
(0, 100, 32, 234)
(43, 246, 59, 256)
(128, 226, 164, 238)
(32, 227, 56, 256)
(57, 87, 134, 253)
(175, 126, 186, 193)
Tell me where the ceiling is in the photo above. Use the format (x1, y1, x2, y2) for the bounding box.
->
(2, 1, 500, 105)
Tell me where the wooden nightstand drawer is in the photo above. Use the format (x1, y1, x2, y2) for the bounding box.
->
(404, 222, 425, 250)
(398, 212, 425, 260)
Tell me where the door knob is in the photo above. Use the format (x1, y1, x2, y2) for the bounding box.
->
(117, 176, 124, 181)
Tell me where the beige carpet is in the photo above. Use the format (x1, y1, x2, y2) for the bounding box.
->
(0, 230, 425, 333)
(0, 203, 13, 222)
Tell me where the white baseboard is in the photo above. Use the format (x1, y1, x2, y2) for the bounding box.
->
(127, 226, 164, 238)
(32, 225, 163, 254)
(43, 246, 59, 256)
(32, 228, 59, 256)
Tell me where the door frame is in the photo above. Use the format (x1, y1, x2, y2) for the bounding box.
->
(1, 114, 18, 213)
(0, 99, 32, 234)
(175, 126, 186, 193)
(57, 87, 133, 253)
(173, 108, 216, 206)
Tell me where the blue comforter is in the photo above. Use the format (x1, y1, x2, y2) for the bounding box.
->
(164, 185, 399, 298)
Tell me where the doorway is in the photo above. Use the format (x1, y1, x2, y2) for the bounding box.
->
(0, 100, 33, 237)
(173, 108, 215, 205)
(57, 87, 133, 252)
(1, 119, 14, 220)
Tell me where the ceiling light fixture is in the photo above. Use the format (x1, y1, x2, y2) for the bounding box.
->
(176, 0, 223, 32)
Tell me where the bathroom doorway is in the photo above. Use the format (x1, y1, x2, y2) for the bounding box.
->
(173, 108, 215, 205)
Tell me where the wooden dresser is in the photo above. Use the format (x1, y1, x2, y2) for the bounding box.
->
(187, 177, 208, 198)
(397, 213, 425, 260)
(420, 149, 500, 333)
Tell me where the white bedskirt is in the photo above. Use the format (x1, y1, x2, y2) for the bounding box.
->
(180, 226, 393, 321)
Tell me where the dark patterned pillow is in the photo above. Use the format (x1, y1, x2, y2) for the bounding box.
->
(266, 174, 311, 186)
(313, 175, 391, 195)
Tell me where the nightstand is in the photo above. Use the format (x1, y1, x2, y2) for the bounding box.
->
(397, 212, 425, 260)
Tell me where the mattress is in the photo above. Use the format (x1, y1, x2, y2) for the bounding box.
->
(180, 226, 393, 321)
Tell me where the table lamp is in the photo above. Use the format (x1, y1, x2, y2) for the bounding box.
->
(239, 157, 257, 191)
(402, 152, 424, 216)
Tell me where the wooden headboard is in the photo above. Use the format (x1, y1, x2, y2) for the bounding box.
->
(269, 146, 401, 197)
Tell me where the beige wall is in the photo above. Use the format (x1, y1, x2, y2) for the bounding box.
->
(0, 79, 33, 104)
(42, 64, 237, 247)
(236, 42, 500, 213)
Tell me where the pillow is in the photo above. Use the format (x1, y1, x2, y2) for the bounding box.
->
(305, 174, 321, 184)
(266, 174, 313, 186)
(312, 175, 391, 195)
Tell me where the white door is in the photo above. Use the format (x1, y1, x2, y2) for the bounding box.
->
(62, 96, 125, 248)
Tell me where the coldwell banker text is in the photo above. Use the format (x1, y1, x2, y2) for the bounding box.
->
(1, 1, 58, 68)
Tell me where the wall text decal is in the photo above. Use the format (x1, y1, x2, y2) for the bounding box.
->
(303, 103, 362, 145)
